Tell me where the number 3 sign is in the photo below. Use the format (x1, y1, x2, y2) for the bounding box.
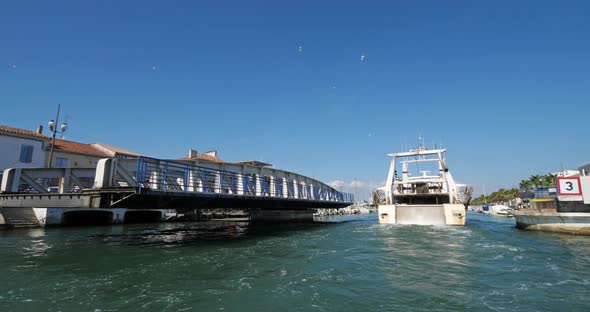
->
(557, 177, 582, 196)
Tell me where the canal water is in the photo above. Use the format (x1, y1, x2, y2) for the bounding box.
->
(1, 212, 590, 311)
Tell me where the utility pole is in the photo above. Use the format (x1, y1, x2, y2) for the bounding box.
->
(47, 104, 68, 168)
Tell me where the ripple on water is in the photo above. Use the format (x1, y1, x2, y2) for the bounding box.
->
(1, 215, 590, 311)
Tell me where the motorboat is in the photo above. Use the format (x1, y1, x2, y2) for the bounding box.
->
(488, 204, 514, 217)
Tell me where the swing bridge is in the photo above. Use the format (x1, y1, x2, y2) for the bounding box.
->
(0, 157, 353, 225)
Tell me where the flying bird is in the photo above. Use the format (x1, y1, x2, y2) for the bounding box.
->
(360, 52, 366, 62)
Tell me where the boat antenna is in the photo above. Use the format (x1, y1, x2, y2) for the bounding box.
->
(560, 161, 565, 177)
(418, 134, 424, 150)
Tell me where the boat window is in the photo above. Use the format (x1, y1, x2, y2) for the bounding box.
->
(394, 194, 450, 205)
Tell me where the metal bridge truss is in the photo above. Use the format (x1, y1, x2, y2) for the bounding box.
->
(135, 157, 352, 203)
(1, 157, 353, 209)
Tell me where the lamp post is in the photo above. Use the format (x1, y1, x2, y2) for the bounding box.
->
(47, 104, 68, 168)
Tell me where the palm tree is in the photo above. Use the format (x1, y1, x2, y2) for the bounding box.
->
(542, 173, 557, 187)
(529, 175, 543, 187)
(519, 179, 533, 191)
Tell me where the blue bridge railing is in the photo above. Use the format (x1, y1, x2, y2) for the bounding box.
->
(135, 157, 354, 203)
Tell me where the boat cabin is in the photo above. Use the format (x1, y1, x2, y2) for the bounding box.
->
(385, 147, 461, 206)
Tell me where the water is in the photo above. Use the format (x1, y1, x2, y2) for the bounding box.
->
(1, 212, 590, 311)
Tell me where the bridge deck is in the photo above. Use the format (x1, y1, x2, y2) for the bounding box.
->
(1, 157, 353, 211)
(0, 188, 351, 211)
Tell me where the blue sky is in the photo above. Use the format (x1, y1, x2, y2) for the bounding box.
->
(1, 0, 589, 198)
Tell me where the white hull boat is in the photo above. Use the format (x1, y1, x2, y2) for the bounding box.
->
(377, 141, 468, 225)
(488, 204, 514, 217)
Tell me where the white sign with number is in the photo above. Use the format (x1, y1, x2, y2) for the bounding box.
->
(557, 177, 582, 196)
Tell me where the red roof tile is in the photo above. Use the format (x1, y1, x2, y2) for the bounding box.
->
(0, 125, 50, 139)
(53, 139, 111, 158)
(93, 142, 143, 157)
(177, 154, 225, 163)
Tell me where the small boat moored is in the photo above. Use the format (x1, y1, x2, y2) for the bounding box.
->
(488, 204, 514, 217)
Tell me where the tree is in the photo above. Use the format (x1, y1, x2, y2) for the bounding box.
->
(519, 179, 533, 191)
(471, 187, 519, 205)
(542, 173, 557, 187)
(471, 171, 558, 206)
(529, 175, 543, 187)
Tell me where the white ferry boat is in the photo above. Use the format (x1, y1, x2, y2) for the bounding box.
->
(377, 141, 468, 225)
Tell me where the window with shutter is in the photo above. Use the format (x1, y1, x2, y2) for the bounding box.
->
(55, 157, 69, 168)
(19, 144, 34, 163)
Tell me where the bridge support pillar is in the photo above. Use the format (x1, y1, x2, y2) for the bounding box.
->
(293, 180, 299, 199)
(249, 209, 315, 223)
(94, 158, 116, 188)
(189, 169, 204, 192)
(236, 173, 244, 195)
(1, 168, 19, 192)
(59, 168, 70, 193)
(188, 170, 196, 192)
(269, 176, 276, 197)
(282, 177, 288, 197)
(150, 170, 160, 191)
(255, 174, 262, 196)
(214, 171, 221, 194)
(301, 181, 307, 199)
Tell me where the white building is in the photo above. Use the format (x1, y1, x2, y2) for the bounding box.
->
(0, 125, 50, 181)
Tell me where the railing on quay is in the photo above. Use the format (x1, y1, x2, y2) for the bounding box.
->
(135, 157, 353, 203)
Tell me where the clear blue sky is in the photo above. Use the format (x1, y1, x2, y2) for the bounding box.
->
(1, 0, 589, 197)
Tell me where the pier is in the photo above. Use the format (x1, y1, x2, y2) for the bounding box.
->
(0, 157, 353, 226)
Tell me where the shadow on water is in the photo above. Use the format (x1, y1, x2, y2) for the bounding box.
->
(76, 218, 363, 248)
(0, 213, 373, 250)
(3, 212, 590, 311)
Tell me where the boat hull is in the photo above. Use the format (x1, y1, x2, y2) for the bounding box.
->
(377, 204, 466, 225)
(513, 210, 590, 235)
(489, 204, 514, 217)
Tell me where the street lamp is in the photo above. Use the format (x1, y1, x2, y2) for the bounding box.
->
(47, 104, 68, 168)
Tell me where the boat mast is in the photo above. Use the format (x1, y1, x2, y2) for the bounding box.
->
(354, 177, 358, 203)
